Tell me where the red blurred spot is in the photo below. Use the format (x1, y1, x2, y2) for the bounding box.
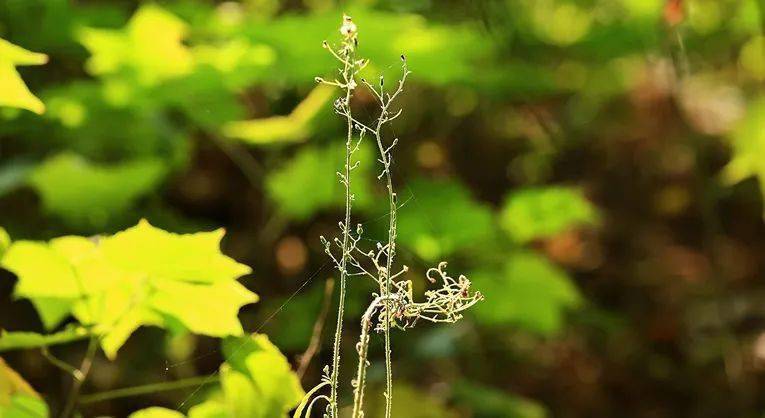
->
(664, 0, 684, 26)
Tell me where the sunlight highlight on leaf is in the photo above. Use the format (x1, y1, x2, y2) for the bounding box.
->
(0, 38, 48, 114)
(223, 84, 335, 145)
(187, 334, 304, 418)
(721, 97, 765, 215)
(79, 4, 194, 85)
(0, 221, 256, 359)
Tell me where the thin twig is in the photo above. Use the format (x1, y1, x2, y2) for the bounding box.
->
(59, 335, 98, 418)
(298, 278, 336, 378)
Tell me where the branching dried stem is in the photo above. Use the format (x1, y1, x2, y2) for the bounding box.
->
(296, 14, 482, 418)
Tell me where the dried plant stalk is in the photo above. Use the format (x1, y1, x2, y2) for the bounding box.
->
(295, 15, 482, 418)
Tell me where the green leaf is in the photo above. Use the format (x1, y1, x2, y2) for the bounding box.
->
(189, 334, 304, 418)
(29, 153, 166, 229)
(499, 186, 598, 243)
(396, 178, 494, 260)
(266, 142, 375, 220)
(223, 84, 335, 145)
(79, 4, 194, 85)
(0, 327, 90, 352)
(722, 97, 765, 216)
(2, 240, 85, 299)
(0, 358, 49, 418)
(470, 251, 582, 335)
(1, 220, 256, 359)
(99, 219, 252, 284)
(129, 407, 186, 418)
(1, 394, 48, 418)
(150, 280, 258, 336)
(0, 38, 47, 114)
(29, 298, 76, 330)
(0, 357, 37, 402)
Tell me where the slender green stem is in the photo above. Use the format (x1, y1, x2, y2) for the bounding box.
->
(298, 277, 336, 378)
(374, 115, 396, 418)
(41, 347, 82, 381)
(370, 66, 408, 418)
(79, 376, 218, 405)
(329, 41, 356, 418)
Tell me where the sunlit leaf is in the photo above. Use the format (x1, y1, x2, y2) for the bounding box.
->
(79, 4, 194, 85)
(29, 153, 166, 229)
(396, 178, 494, 260)
(189, 334, 304, 418)
(0, 38, 47, 114)
(470, 251, 582, 335)
(500, 186, 598, 243)
(1, 220, 255, 359)
(129, 407, 186, 418)
(722, 97, 765, 215)
(2, 240, 85, 299)
(29, 298, 75, 330)
(739, 36, 765, 81)
(150, 280, 258, 336)
(101, 220, 251, 283)
(223, 84, 335, 145)
(530, 1, 593, 46)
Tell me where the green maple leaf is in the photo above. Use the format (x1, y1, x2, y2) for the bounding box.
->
(0, 220, 256, 359)
(0, 38, 47, 114)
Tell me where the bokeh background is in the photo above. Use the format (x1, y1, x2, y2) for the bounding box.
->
(2, 0, 765, 417)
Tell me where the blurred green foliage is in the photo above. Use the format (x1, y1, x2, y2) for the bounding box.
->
(500, 187, 598, 243)
(1, 0, 764, 416)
